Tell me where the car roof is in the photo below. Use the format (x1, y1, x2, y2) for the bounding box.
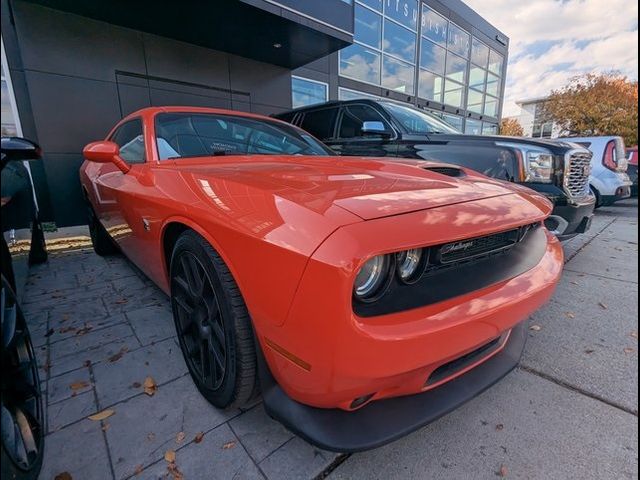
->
(275, 98, 383, 115)
(120, 106, 290, 125)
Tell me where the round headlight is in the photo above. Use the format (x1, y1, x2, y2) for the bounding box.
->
(396, 248, 425, 284)
(353, 255, 392, 302)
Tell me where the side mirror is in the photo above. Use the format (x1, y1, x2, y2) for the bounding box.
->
(83, 141, 130, 173)
(1, 137, 42, 169)
(361, 121, 392, 138)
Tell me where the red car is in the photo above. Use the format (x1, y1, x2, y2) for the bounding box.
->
(79, 107, 563, 452)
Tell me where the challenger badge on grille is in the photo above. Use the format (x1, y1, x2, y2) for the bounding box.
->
(440, 240, 474, 255)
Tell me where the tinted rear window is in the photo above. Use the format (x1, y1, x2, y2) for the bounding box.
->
(299, 108, 338, 140)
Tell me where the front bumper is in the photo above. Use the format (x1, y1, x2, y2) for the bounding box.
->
(546, 194, 596, 240)
(260, 321, 527, 453)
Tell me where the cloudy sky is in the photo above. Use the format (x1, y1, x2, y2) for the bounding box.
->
(465, 0, 639, 117)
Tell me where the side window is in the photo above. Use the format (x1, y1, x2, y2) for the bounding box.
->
(338, 105, 389, 139)
(298, 108, 338, 140)
(111, 119, 145, 164)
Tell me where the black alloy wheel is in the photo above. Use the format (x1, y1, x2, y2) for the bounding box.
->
(0, 277, 44, 480)
(170, 231, 257, 409)
(172, 251, 227, 391)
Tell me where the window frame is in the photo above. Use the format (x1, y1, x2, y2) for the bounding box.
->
(291, 75, 329, 109)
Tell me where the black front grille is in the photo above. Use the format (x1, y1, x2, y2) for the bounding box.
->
(425, 335, 503, 386)
(430, 223, 537, 271)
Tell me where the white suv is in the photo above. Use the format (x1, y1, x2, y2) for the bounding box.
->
(561, 136, 631, 207)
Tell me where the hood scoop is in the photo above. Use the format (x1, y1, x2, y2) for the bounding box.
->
(421, 166, 465, 177)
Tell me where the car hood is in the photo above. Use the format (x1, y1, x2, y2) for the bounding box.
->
(403, 133, 582, 154)
(167, 155, 523, 221)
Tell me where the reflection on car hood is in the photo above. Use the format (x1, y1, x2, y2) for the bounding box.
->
(169, 155, 523, 221)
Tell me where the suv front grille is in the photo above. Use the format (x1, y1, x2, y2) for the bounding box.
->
(564, 151, 592, 197)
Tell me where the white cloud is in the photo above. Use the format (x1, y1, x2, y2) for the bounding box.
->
(464, 0, 639, 116)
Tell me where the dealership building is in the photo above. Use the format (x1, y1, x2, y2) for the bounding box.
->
(1, 0, 508, 227)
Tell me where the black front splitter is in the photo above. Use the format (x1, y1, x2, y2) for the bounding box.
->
(258, 322, 527, 453)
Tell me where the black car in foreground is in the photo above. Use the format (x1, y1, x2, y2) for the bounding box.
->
(1, 137, 46, 480)
(274, 99, 595, 240)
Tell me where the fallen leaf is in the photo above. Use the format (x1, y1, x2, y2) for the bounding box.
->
(498, 465, 508, 477)
(529, 325, 542, 331)
(167, 462, 184, 480)
(83, 360, 92, 367)
(88, 409, 115, 421)
(75, 325, 93, 336)
(133, 464, 144, 476)
(54, 473, 73, 480)
(176, 431, 186, 444)
(222, 441, 236, 450)
(147, 432, 156, 442)
(132, 381, 142, 388)
(569, 280, 579, 285)
(565, 312, 575, 319)
(194, 432, 204, 444)
(598, 302, 608, 310)
(102, 423, 110, 432)
(108, 347, 128, 363)
(114, 298, 128, 305)
(584, 349, 595, 354)
(624, 347, 635, 354)
(495, 424, 504, 431)
(631, 332, 638, 339)
(143, 376, 157, 396)
(44, 328, 55, 337)
(69, 381, 89, 391)
(164, 449, 176, 463)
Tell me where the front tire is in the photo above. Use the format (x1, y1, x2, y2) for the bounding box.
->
(86, 202, 118, 256)
(590, 185, 602, 209)
(170, 231, 257, 409)
(1, 277, 44, 480)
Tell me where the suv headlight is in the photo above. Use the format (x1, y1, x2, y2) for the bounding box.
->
(496, 142, 554, 183)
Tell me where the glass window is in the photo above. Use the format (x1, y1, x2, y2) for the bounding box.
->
(380, 102, 458, 133)
(541, 123, 553, 138)
(443, 80, 464, 107)
(355, 4, 382, 49)
(485, 72, 500, 97)
(442, 113, 464, 131)
(419, 38, 446, 74)
(155, 113, 330, 159)
(291, 77, 328, 108)
(338, 104, 390, 138)
(383, 19, 416, 63)
(384, 0, 418, 30)
(418, 69, 443, 102)
(445, 52, 467, 83)
(420, 5, 447, 46)
(111, 119, 146, 164)
(447, 23, 470, 58)
(340, 43, 381, 85)
(299, 108, 338, 140)
(338, 87, 381, 101)
(482, 122, 498, 135)
(464, 118, 482, 135)
(471, 38, 489, 67)
(1, 59, 18, 136)
(382, 55, 415, 94)
(484, 96, 498, 117)
(358, 0, 382, 12)
(466, 88, 483, 114)
(488, 50, 504, 75)
(469, 65, 486, 90)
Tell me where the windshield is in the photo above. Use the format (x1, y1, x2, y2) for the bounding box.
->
(380, 102, 460, 135)
(154, 112, 331, 160)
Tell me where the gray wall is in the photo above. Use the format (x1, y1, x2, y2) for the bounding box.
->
(3, 1, 293, 227)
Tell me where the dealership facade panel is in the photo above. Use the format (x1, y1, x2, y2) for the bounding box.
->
(1, 0, 508, 227)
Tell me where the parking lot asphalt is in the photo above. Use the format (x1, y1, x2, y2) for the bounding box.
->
(25, 199, 638, 480)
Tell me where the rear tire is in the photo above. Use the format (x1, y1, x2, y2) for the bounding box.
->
(86, 202, 118, 256)
(170, 230, 257, 409)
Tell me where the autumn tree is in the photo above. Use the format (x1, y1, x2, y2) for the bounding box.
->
(500, 118, 524, 137)
(541, 72, 638, 146)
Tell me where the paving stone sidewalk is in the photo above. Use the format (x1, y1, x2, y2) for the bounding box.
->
(25, 200, 638, 480)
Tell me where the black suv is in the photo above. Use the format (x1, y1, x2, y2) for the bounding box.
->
(274, 99, 595, 240)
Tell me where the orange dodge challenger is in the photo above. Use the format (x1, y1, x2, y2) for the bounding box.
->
(80, 107, 563, 452)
